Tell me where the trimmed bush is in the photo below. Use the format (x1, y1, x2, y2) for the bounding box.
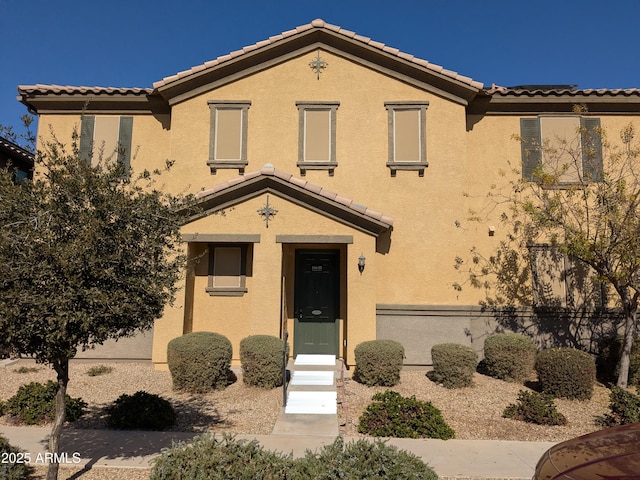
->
(483, 333, 537, 383)
(292, 436, 439, 480)
(150, 433, 292, 479)
(0, 434, 34, 480)
(535, 348, 596, 400)
(106, 391, 176, 430)
(167, 331, 232, 392)
(353, 340, 404, 387)
(150, 434, 439, 480)
(503, 390, 567, 425)
(596, 336, 640, 385)
(429, 343, 477, 388)
(358, 390, 455, 440)
(5, 381, 86, 425)
(595, 386, 640, 427)
(240, 335, 286, 389)
(86, 365, 113, 377)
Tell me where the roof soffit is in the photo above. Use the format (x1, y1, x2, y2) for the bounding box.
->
(155, 25, 482, 106)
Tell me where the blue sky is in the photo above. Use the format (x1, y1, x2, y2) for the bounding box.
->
(1, 0, 639, 133)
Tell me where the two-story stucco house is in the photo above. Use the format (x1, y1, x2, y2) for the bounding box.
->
(18, 20, 640, 369)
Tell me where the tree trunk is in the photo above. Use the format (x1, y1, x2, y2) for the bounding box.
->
(617, 299, 638, 388)
(46, 358, 69, 480)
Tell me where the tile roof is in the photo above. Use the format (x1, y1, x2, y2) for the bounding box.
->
(485, 84, 640, 98)
(152, 18, 484, 91)
(196, 163, 394, 228)
(18, 84, 153, 96)
(0, 136, 35, 164)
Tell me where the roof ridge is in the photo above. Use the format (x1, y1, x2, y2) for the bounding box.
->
(152, 19, 484, 90)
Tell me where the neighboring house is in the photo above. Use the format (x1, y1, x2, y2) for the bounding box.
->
(0, 135, 34, 183)
(18, 20, 640, 369)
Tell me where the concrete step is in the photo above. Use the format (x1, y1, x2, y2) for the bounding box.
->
(294, 354, 336, 366)
(284, 391, 337, 414)
(290, 370, 335, 386)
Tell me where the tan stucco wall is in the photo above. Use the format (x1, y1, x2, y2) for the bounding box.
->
(156, 192, 378, 368)
(33, 46, 640, 367)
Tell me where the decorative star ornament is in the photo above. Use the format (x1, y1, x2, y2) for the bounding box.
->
(309, 50, 328, 80)
(257, 194, 278, 228)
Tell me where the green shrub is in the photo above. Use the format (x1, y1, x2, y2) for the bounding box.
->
(358, 390, 455, 440)
(86, 365, 113, 377)
(353, 340, 404, 387)
(5, 381, 86, 425)
(151, 434, 439, 480)
(106, 391, 176, 431)
(596, 336, 640, 385)
(167, 331, 233, 392)
(595, 386, 640, 427)
(535, 348, 596, 400)
(292, 436, 439, 480)
(429, 343, 477, 388)
(13, 366, 40, 374)
(503, 390, 567, 425)
(483, 333, 537, 383)
(240, 335, 286, 389)
(150, 433, 292, 479)
(0, 434, 34, 480)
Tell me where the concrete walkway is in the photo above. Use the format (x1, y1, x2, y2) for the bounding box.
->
(0, 425, 553, 478)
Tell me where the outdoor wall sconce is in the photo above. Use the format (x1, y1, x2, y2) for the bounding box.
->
(358, 253, 366, 274)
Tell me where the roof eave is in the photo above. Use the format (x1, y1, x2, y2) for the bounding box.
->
(181, 175, 392, 237)
(17, 90, 170, 115)
(469, 92, 640, 115)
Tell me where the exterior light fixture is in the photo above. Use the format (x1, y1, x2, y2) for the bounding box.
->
(358, 253, 366, 274)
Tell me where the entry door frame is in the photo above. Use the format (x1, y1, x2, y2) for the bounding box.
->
(293, 249, 340, 356)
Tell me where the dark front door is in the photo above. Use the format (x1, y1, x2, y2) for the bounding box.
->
(294, 250, 339, 356)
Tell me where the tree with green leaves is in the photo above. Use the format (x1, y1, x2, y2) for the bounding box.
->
(456, 110, 640, 388)
(0, 130, 187, 480)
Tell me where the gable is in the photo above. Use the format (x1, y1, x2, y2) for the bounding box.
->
(154, 19, 482, 107)
(180, 164, 393, 237)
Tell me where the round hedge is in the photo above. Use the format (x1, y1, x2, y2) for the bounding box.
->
(240, 335, 286, 389)
(483, 333, 537, 383)
(167, 331, 232, 392)
(535, 347, 596, 400)
(430, 343, 478, 388)
(354, 340, 404, 386)
(107, 391, 176, 431)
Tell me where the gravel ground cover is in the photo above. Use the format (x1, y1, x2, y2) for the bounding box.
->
(1, 360, 614, 479)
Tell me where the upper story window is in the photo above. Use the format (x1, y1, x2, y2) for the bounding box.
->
(296, 102, 339, 176)
(208, 101, 251, 174)
(520, 116, 603, 184)
(79, 115, 133, 173)
(385, 101, 429, 176)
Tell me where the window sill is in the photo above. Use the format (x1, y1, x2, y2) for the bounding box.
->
(207, 160, 249, 175)
(297, 161, 338, 177)
(205, 287, 248, 297)
(387, 162, 428, 177)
